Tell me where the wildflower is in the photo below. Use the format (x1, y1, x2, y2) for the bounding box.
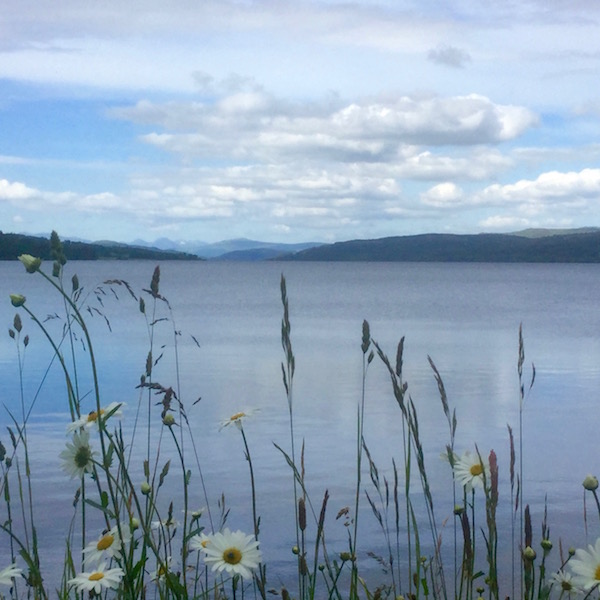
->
(67, 402, 124, 432)
(182, 507, 205, 522)
(552, 570, 578, 595)
(569, 537, 600, 590)
(60, 429, 96, 478)
(189, 532, 211, 552)
(18, 254, 42, 273)
(189, 507, 205, 520)
(162, 413, 176, 427)
(83, 524, 130, 567)
(141, 482, 151, 495)
(9, 294, 26, 307)
(583, 474, 599, 491)
(150, 557, 173, 582)
(219, 409, 258, 431)
(198, 528, 262, 580)
(0, 564, 23, 585)
(452, 450, 490, 492)
(68, 563, 124, 594)
(151, 516, 178, 530)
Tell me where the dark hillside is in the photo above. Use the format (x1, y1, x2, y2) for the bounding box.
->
(0, 232, 201, 261)
(280, 232, 600, 262)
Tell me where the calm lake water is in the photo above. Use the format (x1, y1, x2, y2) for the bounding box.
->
(2, 260, 600, 592)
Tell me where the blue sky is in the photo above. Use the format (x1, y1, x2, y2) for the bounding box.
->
(1, 0, 600, 243)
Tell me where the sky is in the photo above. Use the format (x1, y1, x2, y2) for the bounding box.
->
(1, 0, 600, 244)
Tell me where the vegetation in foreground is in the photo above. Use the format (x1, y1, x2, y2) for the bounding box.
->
(1, 231, 600, 599)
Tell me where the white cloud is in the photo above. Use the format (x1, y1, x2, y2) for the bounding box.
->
(116, 91, 536, 167)
(420, 182, 465, 207)
(477, 168, 600, 205)
(0, 178, 39, 200)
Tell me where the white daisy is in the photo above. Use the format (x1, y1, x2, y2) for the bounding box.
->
(150, 557, 173, 582)
(569, 537, 600, 591)
(551, 570, 579, 596)
(200, 528, 262, 580)
(151, 516, 179, 531)
(452, 450, 490, 492)
(189, 532, 211, 552)
(0, 563, 23, 586)
(67, 402, 124, 432)
(182, 507, 206, 523)
(219, 409, 258, 431)
(83, 523, 131, 567)
(59, 429, 97, 478)
(68, 563, 124, 594)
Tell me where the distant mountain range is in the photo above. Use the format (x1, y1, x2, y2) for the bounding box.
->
(2, 228, 600, 263)
(130, 237, 321, 259)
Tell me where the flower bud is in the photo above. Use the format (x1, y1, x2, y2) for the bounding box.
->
(453, 504, 464, 515)
(141, 482, 151, 495)
(583, 474, 599, 491)
(162, 414, 175, 427)
(130, 518, 140, 530)
(18, 254, 42, 273)
(541, 538, 552, 551)
(569, 547, 576, 556)
(339, 551, 353, 562)
(10, 294, 26, 307)
(523, 546, 536, 562)
(291, 545, 299, 555)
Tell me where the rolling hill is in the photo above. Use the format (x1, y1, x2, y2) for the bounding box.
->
(279, 230, 600, 262)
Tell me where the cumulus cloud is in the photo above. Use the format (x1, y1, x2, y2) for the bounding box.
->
(0, 178, 122, 214)
(0, 179, 39, 200)
(113, 90, 536, 166)
(420, 182, 465, 207)
(476, 168, 600, 205)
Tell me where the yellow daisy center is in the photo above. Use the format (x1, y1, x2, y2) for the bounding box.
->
(87, 409, 105, 423)
(97, 534, 114, 551)
(230, 412, 246, 421)
(469, 464, 483, 477)
(201, 540, 210, 548)
(595, 565, 600, 581)
(223, 547, 242, 565)
(157, 565, 168, 577)
(89, 572, 105, 581)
